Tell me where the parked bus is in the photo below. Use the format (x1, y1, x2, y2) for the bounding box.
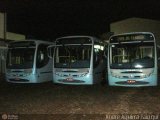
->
(48, 36, 106, 85)
(107, 32, 158, 87)
(6, 40, 53, 83)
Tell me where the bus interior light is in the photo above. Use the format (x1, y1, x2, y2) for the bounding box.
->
(135, 64, 143, 68)
(94, 45, 104, 50)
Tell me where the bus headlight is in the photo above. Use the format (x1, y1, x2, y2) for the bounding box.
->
(111, 72, 121, 78)
(143, 73, 152, 78)
(80, 73, 88, 77)
(143, 70, 154, 78)
(112, 74, 121, 78)
(6, 69, 11, 73)
(55, 73, 63, 77)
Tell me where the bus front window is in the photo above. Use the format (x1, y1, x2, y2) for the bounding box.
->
(7, 48, 35, 69)
(110, 42, 154, 69)
(54, 45, 91, 68)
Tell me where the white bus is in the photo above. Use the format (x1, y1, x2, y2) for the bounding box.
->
(108, 32, 158, 87)
(6, 40, 53, 83)
(48, 36, 106, 85)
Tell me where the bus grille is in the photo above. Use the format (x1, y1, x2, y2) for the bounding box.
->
(58, 79, 85, 83)
(9, 79, 29, 82)
(115, 81, 149, 85)
(122, 76, 141, 79)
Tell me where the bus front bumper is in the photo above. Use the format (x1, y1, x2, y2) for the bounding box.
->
(108, 75, 157, 87)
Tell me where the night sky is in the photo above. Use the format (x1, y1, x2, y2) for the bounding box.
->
(1, 0, 160, 41)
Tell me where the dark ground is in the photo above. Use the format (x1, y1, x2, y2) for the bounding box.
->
(0, 75, 160, 120)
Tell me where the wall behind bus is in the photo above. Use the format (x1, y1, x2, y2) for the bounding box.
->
(110, 17, 160, 45)
(0, 12, 5, 39)
(0, 12, 26, 74)
(6, 32, 25, 41)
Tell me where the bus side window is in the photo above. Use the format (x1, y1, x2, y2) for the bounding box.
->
(36, 44, 49, 68)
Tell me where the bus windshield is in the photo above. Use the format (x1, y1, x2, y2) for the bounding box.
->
(110, 42, 154, 69)
(54, 45, 91, 68)
(7, 48, 35, 69)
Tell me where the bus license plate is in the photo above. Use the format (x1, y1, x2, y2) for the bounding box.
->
(15, 77, 20, 80)
(66, 78, 73, 81)
(127, 80, 136, 83)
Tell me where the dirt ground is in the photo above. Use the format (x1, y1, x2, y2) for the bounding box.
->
(0, 76, 160, 120)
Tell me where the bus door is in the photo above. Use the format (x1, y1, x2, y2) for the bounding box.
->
(93, 44, 105, 83)
(36, 44, 52, 82)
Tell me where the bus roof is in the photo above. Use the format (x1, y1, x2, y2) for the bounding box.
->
(56, 35, 95, 39)
(55, 35, 102, 43)
(9, 39, 53, 44)
(110, 32, 154, 38)
(109, 32, 155, 43)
